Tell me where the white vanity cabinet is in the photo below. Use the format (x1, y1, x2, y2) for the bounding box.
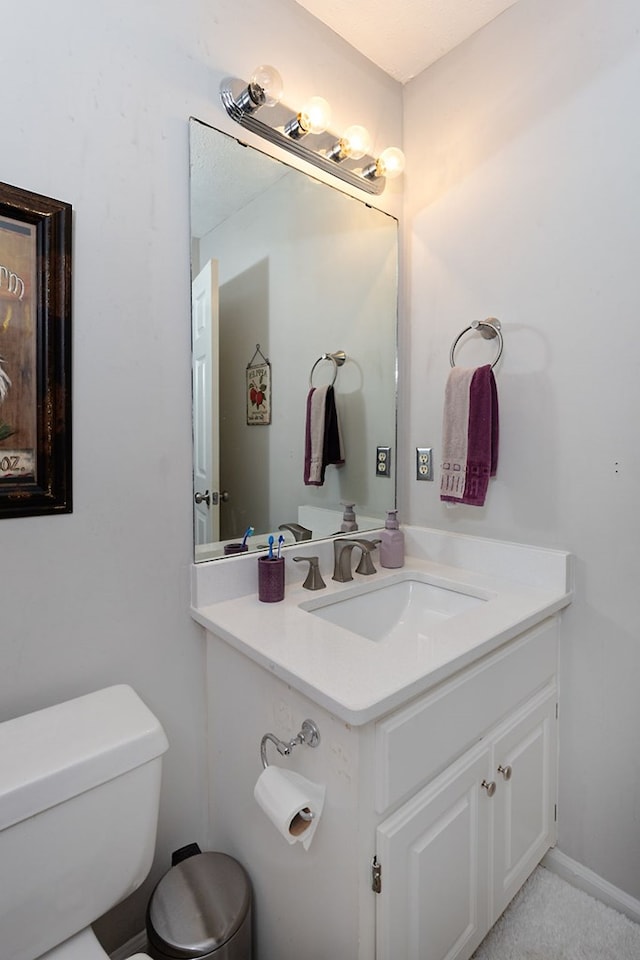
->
(374, 619, 558, 960)
(204, 614, 559, 960)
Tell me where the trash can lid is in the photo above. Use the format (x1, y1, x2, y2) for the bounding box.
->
(147, 852, 251, 958)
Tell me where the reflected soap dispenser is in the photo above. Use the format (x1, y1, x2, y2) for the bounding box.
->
(340, 502, 358, 533)
(379, 510, 405, 569)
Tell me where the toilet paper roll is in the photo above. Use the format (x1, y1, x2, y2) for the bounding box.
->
(254, 765, 326, 851)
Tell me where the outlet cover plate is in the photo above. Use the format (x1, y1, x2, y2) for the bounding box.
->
(376, 446, 392, 478)
(416, 447, 434, 481)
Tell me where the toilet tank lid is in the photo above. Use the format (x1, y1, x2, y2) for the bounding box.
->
(0, 685, 169, 831)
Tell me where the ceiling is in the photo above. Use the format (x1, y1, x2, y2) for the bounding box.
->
(292, 0, 520, 83)
(190, 120, 291, 237)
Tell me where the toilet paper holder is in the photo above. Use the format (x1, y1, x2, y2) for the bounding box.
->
(260, 719, 321, 770)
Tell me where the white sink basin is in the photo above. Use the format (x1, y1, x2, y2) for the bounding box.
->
(303, 573, 487, 643)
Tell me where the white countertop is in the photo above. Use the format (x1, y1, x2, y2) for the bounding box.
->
(191, 527, 573, 726)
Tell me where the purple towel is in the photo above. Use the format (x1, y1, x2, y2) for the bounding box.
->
(441, 364, 499, 507)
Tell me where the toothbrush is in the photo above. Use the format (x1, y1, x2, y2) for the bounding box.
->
(241, 526, 254, 549)
(268, 535, 274, 559)
(277, 534, 285, 559)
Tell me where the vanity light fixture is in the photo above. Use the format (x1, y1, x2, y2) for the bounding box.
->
(233, 64, 284, 114)
(220, 65, 404, 196)
(363, 146, 406, 181)
(326, 124, 372, 162)
(284, 96, 332, 139)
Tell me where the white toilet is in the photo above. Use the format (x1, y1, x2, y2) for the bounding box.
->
(0, 684, 169, 960)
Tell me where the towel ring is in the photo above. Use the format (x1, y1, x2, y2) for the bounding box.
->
(450, 318, 503, 369)
(309, 350, 346, 387)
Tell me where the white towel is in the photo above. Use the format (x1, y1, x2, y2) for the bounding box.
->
(304, 385, 344, 486)
(440, 367, 475, 500)
(305, 385, 329, 485)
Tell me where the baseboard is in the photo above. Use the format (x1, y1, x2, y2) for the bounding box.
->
(542, 848, 640, 925)
(110, 852, 640, 955)
(109, 930, 147, 960)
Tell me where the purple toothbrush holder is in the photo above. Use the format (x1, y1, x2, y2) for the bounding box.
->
(258, 556, 285, 603)
(224, 542, 249, 556)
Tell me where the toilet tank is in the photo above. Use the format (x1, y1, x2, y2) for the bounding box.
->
(0, 685, 169, 960)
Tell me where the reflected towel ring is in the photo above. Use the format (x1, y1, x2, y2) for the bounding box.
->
(309, 350, 346, 387)
(450, 318, 503, 369)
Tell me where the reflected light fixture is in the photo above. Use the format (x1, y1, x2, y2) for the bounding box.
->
(220, 65, 404, 196)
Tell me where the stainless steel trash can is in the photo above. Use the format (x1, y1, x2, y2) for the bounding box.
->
(146, 851, 252, 960)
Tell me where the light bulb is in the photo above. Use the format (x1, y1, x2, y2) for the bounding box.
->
(285, 95, 332, 140)
(248, 64, 283, 108)
(299, 96, 332, 135)
(363, 146, 406, 182)
(376, 147, 405, 179)
(340, 124, 371, 160)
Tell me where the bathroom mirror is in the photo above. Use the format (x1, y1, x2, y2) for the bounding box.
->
(190, 119, 398, 561)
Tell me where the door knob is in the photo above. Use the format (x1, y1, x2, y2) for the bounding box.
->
(497, 764, 512, 781)
(481, 779, 496, 797)
(194, 491, 211, 507)
(220, 490, 230, 502)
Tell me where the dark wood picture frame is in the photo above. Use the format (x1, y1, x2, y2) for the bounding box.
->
(0, 182, 72, 517)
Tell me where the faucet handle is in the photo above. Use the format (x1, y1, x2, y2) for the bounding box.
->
(293, 555, 326, 590)
(354, 539, 381, 576)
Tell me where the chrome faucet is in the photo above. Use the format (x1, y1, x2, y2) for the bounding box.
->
(332, 538, 380, 582)
(278, 522, 313, 542)
(352, 538, 381, 575)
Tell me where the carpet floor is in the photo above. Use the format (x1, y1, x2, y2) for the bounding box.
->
(471, 866, 640, 959)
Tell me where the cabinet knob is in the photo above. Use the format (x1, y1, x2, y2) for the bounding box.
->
(481, 779, 496, 797)
(497, 764, 512, 781)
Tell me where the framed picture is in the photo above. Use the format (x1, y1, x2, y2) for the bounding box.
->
(0, 181, 72, 518)
(246, 344, 271, 425)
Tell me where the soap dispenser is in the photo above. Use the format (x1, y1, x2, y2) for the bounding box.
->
(340, 502, 358, 533)
(379, 510, 405, 568)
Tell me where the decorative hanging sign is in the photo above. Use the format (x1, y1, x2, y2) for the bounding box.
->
(246, 343, 271, 425)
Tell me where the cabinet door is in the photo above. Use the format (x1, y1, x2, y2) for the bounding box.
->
(491, 689, 557, 919)
(376, 743, 492, 960)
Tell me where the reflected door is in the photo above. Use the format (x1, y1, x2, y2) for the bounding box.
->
(192, 259, 220, 544)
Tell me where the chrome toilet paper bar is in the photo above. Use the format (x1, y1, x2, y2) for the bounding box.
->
(260, 719, 321, 770)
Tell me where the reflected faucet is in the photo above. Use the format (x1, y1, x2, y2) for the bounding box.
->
(332, 538, 380, 582)
(278, 523, 313, 542)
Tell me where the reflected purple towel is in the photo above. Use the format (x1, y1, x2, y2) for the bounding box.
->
(441, 364, 499, 507)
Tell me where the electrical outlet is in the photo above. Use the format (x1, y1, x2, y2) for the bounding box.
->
(416, 447, 434, 481)
(376, 446, 392, 478)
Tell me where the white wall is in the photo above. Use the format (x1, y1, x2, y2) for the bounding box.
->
(0, 0, 401, 950)
(403, 0, 640, 902)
